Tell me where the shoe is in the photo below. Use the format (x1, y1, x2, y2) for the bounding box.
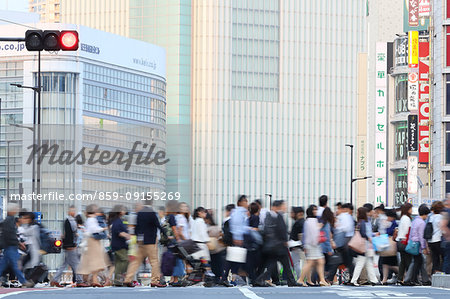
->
(92, 283, 103, 288)
(124, 282, 135, 288)
(422, 281, 431, 286)
(220, 280, 234, 287)
(319, 281, 331, 287)
(151, 282, 167, 288)
(75, 283, 90, 288)
(296, 282, 308, 287)
(50, 281, 63, 288)
(288, 282, 304, 287)
(112, 283, 124, 287)
(252, 281, 273, 287)
(371, 282, 382, 286)
(350, 282, 360, 287)
(21, 281, 35, 288)
(306, 282, 317, 287)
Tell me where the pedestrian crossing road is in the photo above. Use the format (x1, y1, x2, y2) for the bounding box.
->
(2, 285, 450, 299)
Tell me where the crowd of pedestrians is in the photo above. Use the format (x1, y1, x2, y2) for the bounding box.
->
(1, 195, 450, 288)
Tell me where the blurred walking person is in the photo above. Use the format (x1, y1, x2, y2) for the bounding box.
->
(0, 204, 33, 288)
(254, 200, 300, 287)
(123, 203, 165, 287)
(78, 204, 110, 287)
(297, 205, 329, 287)
(290, 206, 305, 280)
(428, 201, 444, 274)
(109, 205, 130, 286)
(396, 203, 413, 284)
(51, 206, 81, 287)
(349, 207, 379, 286)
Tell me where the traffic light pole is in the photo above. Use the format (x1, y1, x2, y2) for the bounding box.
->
(36, 51, 41, 212)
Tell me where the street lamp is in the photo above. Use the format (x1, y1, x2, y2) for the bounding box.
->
(10, 124, 36, 211)
(10, 83, 40, 212)
(345, 143, 372, 207)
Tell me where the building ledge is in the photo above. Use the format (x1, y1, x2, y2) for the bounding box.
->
(390, 112, 409, 123)
(391, 66, 409, 76)
(440, 165, 450, 172)
(390, 160, 407, 171)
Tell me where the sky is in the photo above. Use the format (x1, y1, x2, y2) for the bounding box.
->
(0, 0, 28, 12)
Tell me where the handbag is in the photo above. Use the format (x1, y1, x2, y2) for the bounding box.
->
(319, 231, 327, 243)
(207, 237, 218, 251)
(372, 234, 390, 252)
(379, 237, 397, 257)
(405, 240, 420, 256)
(348, 231, 366, 254)
(226, 246, 247, 263)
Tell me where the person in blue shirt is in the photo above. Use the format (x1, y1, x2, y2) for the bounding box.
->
(109, 205, 130, 286)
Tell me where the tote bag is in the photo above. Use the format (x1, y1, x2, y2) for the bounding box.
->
(405, 240, 420, 256)
(348, 230, 366, 254)
(378, 237, 397, 257)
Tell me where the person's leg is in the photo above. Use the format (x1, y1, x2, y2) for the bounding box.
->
(398, 251, 412, 282)
(429, 242, 442, 273)
(290, 249, 301, 280)
(317, 258, 328, 284)
(365, 257, 378, 283)
(410, 254, 420, 283)
(5, 247, 27, 284)
(254, 256, 275, 284)
(146, 244, 161, 284)
(113, 249, 129, 285)
(350, 255, 365, 284)
(278, 253, 296, 285)
(52, 251, 69, 283)
(298, 259, 313, 284)
(124, 245, 145, 283)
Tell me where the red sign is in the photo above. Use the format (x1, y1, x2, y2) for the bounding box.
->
(418, 41, 429, 164)
(409, 0, 419, 27)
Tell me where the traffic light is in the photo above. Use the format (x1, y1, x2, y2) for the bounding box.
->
(47, 238, 62, 254)
(25, 30, 79, 51)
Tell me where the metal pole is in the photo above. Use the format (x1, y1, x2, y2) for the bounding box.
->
(7, 141, 10, 202)
(32, 90, 36, 211)
(350, 145, 353, 207)
(36, 51, 41, 212)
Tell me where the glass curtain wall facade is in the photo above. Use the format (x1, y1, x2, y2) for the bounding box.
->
(192, 0, 367, 214)
(129, 0, 192, 204)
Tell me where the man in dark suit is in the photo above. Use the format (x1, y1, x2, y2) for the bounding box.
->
(253, 200, 300, 287)
(124, 202, 165, 287)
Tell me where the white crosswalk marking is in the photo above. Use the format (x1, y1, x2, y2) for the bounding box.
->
(239, 287, 264, 299)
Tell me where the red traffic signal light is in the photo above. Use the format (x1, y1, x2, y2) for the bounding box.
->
(60, 31, 79, 51)
(25, 30, 79, 51)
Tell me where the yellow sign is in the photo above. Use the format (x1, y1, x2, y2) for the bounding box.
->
(408, 31, 419, 68)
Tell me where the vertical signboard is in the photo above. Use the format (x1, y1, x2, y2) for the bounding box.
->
(375, 42, 388, 204)
(407, 155, 418, 194)
(394, 36, 408, 67)
(408, 31, 419, 68)
(419, 0, 430, 18)
(418, 40, 430, 164)
(408, 71, 419, 111)
(408, 114, 418, 151)
(408, 0, 419, 26)
(404, 0, 429, 32)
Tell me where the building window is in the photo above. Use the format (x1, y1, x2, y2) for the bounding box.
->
(395, 74, 408, 113)
(446, 123, 450, 164)
(447, 75, 450, 115)
(447, 27, 450, 67)
(395, 121, 408, 161)
(394, 170, 408, 206)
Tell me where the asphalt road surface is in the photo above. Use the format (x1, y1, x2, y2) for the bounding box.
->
(2, 286, 450, 299)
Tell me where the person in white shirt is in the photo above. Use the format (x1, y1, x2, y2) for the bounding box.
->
(317, 195, 328, 219)
(428, 201, 445, 274)
(175, 202, 192, 240)
(191, 207, 210, 261)
(396, 203, 413, 284)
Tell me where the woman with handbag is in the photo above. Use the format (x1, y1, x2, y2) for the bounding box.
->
(297, 205, 329, 287)
(350, 207, 379, 286)
(78, 204, 110, 287)
(408, 205, 430, 285)
(380, 209, 399, 285)
(320, 207, 335, 283)
(396, 203, 413, 284)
